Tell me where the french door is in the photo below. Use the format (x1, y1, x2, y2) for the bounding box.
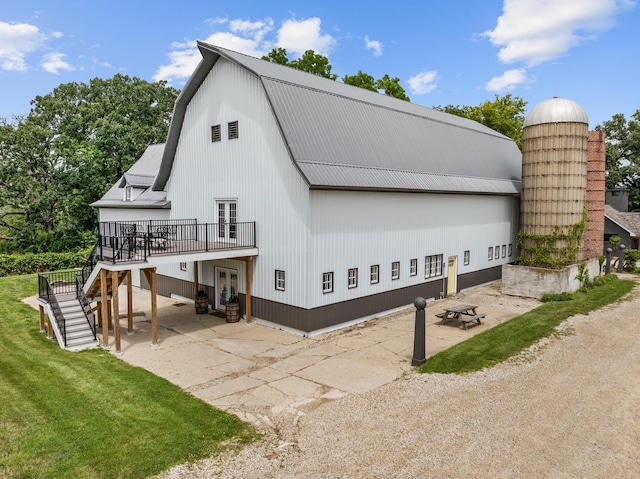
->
(216, 200, 237, 243)
(215, 267, 238, 310)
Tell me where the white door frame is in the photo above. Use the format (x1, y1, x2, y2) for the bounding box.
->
(214, 266, 238, 311)
(215, 199, 237, 244)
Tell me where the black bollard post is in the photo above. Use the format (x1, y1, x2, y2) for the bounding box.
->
(617, 244, 626, 273)
(412, 297, 427, 366)
(605, 248, 612, 275)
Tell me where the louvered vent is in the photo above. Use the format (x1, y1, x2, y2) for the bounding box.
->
(228, 121, 239, 140)
(211, 124, 221, 142)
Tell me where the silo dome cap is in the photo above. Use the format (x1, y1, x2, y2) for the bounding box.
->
(524, 97, 588, 127)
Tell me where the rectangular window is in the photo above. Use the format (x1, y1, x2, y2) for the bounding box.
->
(508, 243, 513, 257)
(425, 255, 443, 278)
(463, 250, 470, 265)
(275, 270, 285, 291)
(495, 245, 500, 260)
(180, 262, 187, 271)
(410, 258, 417, 276)
(322, 272, 333, 293)
(125, 185, 132, 201)
(391, 261, 400, 280)
(211, 124, 221, 142)
(502, 245, 507, 258)
(228, 121, 239, 140)
(370, 265, 379, 284)
(348, 268, 358, 289)
(488, 247, 493, 261)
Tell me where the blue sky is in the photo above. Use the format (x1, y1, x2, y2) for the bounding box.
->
(1, 0, 638, 127)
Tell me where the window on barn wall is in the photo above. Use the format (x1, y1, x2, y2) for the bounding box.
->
(125, 186, 132, 201)
(425, 255, 443, 278)
(508, 244, 513, 257)
(275, 270, 285, 291)
(488, 247, 493, 261)
(370, 265, 379, 284)
(180, 262, 187, 271)
(228, 121, 239, 140)
(322, 272, 334, 293)
(495, 245, 500, 260)
(211, 124, 221, 142)
(391, 262, 400, 280)
(464, 250, 470, 265)
(502, 245, 507, 258)
(410, 259, 417, 276)
(348, 268, 358, 289)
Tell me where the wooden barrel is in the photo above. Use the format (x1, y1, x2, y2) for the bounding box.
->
(195, 293, 209, 314)
(226, 302, 240, 322)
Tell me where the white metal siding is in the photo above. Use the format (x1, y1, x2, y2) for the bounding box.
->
(308, 190, 519, 307)
(97, 208, 169, 223)
(165, 58, 311, 307)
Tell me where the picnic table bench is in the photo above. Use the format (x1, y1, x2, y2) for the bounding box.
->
(436, 304, 485, 329)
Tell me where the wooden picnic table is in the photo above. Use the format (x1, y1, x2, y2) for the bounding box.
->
(435, 304, 485, 329)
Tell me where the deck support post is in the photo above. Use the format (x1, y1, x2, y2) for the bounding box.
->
(39, 305, 46, 332)
(112, 270, 121, 354)
(127, 270, 134, 335)
(143, 268, 158, 345)
(193, 261, 199, 297)
(245, 257, 252, 322)
(100, 268, 109, 348)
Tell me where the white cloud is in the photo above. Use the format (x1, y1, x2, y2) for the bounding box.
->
(155, 16, 337, 83)
(485, 68, 532, 91)
(276, 17, 336, 57)
(0, 21, 45, 71)
(229, 18, 273, 43)
(484, 0, 635, 66)
(364, 35, 382, 56)
(407, 70, 438, 95)
(41, 52, 74, 74)
(51, 31, 64, 39)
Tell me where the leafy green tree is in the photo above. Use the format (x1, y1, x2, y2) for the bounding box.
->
(261, 47, 289, 66)
(434, 94, 527, 149)
(342, 70, 377, 92)
(0, 74, 178, 252)
(596, 110, 640, 210)
(290, 50, 338, 80)
(374, 74, 410, 102)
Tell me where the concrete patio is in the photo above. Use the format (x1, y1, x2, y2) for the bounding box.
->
(89, 281, 541, 429)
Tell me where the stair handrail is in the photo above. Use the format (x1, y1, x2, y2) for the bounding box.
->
(81, 242, 99, 285)
(43, 276, 67, 347)
(76, 274, 97, 340)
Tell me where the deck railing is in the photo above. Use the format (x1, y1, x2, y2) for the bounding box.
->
(38, 274, 67, 347)
(96, 219, 256, 264)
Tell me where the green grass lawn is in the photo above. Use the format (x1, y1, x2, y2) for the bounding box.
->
(419, 275, 636, 374)
(0, 274, 256, 479)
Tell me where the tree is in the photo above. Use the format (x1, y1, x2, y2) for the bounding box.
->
(374, 74, 410, 102)
(596, 110, 640, 210)
(0, 75, 179, 252)
(434, 94, 527, 149)
(342, 70, 377, 92)
(290, 50, 338, 80)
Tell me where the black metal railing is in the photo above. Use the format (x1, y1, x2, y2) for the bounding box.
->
(38, 269, 83, 298)
(76, 275, 96, 341)
(38, 274, 67, 347)
(95, 219, 256, 264)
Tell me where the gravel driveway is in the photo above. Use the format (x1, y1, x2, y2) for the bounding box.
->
(162, 278, 640, 478)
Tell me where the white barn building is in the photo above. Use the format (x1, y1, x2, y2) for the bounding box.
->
(92, 42, 522, 336)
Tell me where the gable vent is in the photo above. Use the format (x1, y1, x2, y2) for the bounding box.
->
(228, 121, 239, 140)
(211, 124, 221, 142)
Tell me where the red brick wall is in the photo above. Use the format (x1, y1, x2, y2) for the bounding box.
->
(584, 130, 606, 260)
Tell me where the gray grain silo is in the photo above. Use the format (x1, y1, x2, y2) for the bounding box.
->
(520, 97, 589, 263)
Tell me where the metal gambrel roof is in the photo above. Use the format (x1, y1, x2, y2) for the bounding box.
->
(153, 43, 522, 195)
(93, 143, 170, 209)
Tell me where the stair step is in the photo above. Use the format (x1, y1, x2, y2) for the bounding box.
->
(65, 336, 98, 350)
(66, 329, 95, 341)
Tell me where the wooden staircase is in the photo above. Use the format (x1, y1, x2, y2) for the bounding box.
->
(84, 268, 128, 302)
